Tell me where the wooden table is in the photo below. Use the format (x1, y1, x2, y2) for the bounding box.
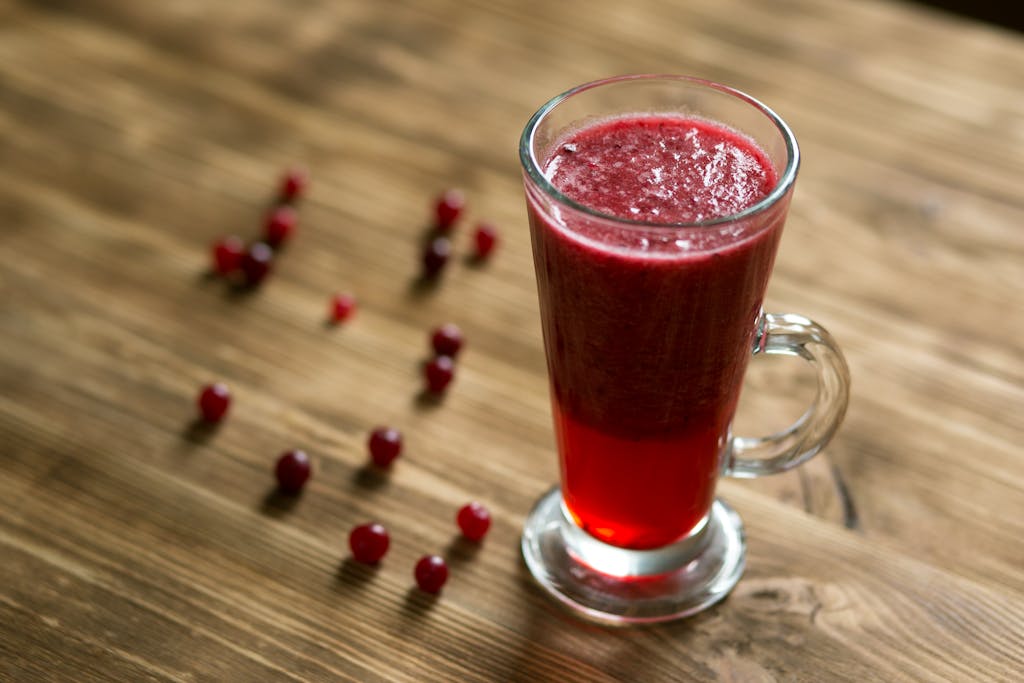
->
(2, 0, 1022, 680)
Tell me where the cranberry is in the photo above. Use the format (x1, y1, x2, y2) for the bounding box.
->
(422, 236, 451, 277)
(414, 555, 449, 594)
(197, 383, 231, 422)
(264, 206, 298, 247)
(242, 242, 274, 285)
(212, 235, 245, 275)
(275, 449, 311, 494)
(330, 292, 357, 323)
(424, 355, 455, 394)
(368, 427, 403, 468)
(457, 502, 492, 541)
(431, 323, 464, 358)
(280, 167, 308, 202)
(434, 189, 465, 231)
(473, 222, 498, 259)
(349, 523, 390, 564)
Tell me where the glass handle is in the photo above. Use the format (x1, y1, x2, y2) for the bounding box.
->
(725, 312, 850, 479)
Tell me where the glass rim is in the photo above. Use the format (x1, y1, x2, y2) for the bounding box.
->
(519, 74, 800, 229)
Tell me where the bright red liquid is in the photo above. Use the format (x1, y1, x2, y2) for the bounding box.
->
(527, 115, 787, 549)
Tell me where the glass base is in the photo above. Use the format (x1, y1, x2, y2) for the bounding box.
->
(521, 486, 746, 625)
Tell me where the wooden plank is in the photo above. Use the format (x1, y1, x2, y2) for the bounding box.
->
(1, 0, 1023, 679)
(2, 395, 1022, 681)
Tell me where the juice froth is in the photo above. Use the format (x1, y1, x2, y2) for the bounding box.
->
(546, 115, 774, 225)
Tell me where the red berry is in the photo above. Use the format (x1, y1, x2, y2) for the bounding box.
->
(431, 323, 464, 357)
(473, 222, 498, 259)
(435, 189, 465, 231)
(457, 502, 492, 541)
(368, 427, 403, 468)
(275, 450, 311, 494)
(280, 167, 308, 202)
(197, 383, 231, 422)
(264, 206, 297, 247)
(330, 292, 357, 323)
(212, 235, 245, 275)
(349, 523, 390, 564)
(414, 555, 449, 594)
(422, 237, 451, 277)
(424, 355, 455, 394)
(242, 242, 274, 285)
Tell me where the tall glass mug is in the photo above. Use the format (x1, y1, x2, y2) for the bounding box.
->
(519, 75, 850, 624)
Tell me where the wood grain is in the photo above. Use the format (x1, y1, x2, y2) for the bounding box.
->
(1, 0, 1023, 680)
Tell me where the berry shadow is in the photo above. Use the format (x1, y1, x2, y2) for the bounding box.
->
(406, 273, 443, 299)
(401, 586, 440, 617)
(462, 253, 488, 269)
(322, 316, 351, 330)
(266, 194, 297, 211)
(224, 280, 263, 301)
(259, 485, 302, 517)
(351, 463, 391, 491)
(334, 557, 380, 591)
(197, 257, 259, 295)
(196, 268, 221, 285)
(181, 417, 221, 445)
(444, 535, 483, 565)
(413, 388, 446, 410)
(418, 222, 449, 245)
(195, 267, 260, 300)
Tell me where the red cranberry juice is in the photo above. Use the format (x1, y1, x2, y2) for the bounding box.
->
(527, 115, 786, 550)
